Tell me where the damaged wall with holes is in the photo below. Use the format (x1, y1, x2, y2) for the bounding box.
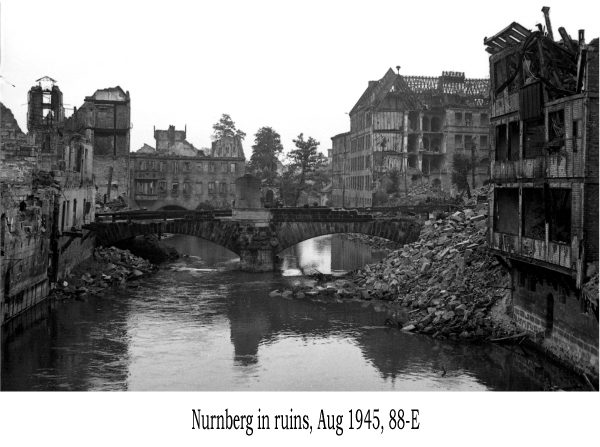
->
(0, 183, 56, 324)
(1, 80, 98, 324)
(66, 86, 131, 204)
(331, 68, 490, 207)
(486, 7, 598, 376)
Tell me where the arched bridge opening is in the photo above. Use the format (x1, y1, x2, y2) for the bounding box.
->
(91, 207, 425, 272)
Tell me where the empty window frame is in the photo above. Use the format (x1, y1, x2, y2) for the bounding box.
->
(495, 124, 508, 161)
(523, 118, 545, 158)
(522, 188, 545, 239)
(493, 188, 519, 235)
(172, 182, 179, 193)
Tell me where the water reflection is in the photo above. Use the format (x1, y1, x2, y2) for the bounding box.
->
(1, 235, 584, 391)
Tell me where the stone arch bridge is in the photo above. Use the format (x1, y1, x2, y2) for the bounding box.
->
(90, 207, 423, 271)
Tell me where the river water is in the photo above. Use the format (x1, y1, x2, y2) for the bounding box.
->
(1, 235, 583, 391)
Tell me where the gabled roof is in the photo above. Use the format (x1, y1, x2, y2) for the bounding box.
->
(349, 68, 422, 115)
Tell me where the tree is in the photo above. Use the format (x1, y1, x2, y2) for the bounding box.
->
(288, 133, 320, 206)
(211, 114, 246, 141)
(451, 153, 474, 198)
(248, 127, 284, 181)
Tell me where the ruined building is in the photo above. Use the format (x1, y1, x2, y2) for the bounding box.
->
(130, 126, 245, 210)
(1, 77, 96, 323)
(67, 86, 131, 203)
(331, 69, 490, 207)
(486, 8, 598, 375)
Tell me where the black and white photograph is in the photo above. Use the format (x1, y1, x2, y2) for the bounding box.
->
(0, 0, 598, 443)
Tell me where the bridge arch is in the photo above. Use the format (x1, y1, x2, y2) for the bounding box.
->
(92, 213, 421, 271)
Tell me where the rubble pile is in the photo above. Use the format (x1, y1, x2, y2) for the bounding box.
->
(342, 233, 400, 250)
(51, 246, 159, 301)
(352, 201, 516, 340)
(270, 189, 517, 341)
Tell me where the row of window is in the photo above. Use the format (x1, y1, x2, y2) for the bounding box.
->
(350, 134, 372, 153)
(349, 155, 372, 172)
(138, 160, 239, 173)
(454, 134, 489, 151)
(493, 187, 571, 244)
(136, 181, 235, 195)
(495, 109, 579, 161)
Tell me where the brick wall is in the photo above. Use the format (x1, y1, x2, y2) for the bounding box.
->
(512, 264, 599, 375)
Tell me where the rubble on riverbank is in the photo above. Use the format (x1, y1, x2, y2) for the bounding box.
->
(50, 246, 160, 301)
(270, 186, 517, 341)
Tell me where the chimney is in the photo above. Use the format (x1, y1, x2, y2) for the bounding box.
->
(541, 7, 554, 41)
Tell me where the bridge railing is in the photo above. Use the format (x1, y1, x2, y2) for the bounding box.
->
(95, 209, 233, 223)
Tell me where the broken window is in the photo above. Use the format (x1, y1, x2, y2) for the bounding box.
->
(159, 162, 165, 172)
(522, 188, 545, 240)
(523, 118, 545, 158)
(197, 162, 203, 171)
(548, 110, 565, 153)
(431, 116, 441, 132)
(480, 135, 488, 151)
(140, 161, 146, 171)
(548, 188, 571, 244)
(208, 182, 215, 193)
(455, 112, 463, 126)
(494, 59, 507, 95)
(183, 182, 191, 195)
(508, 121, 520, 160)
(422, 117, 430, 131)
(172, 182, 179, 193)
(221, 163, 227, 173)
(572, 121, 580, 152)
(209, 162, 215, 173)
(495, 124, 507, 161)
(158, 181, 166, 193)
(183, 162, 190, 172)
(173, 162, 180, 173)
(409, 111, 419, 130)
(480, 114, 489, 127)
(465, 113, 472, 126)
(230, 163, 237, 173)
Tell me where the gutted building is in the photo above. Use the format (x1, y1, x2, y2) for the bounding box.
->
(331, 69, 490, 207)
(130, 127, 245, 210)
(1, 77, 96, 323)
(67, 86, 131, 203)
(486, 9, 598, 375)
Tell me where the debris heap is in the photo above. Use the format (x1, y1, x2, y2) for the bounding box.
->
(51, 246, 159, 300)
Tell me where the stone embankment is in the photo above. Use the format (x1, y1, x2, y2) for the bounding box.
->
(270, 195, 518, 341)
(50, 246, 164, 301)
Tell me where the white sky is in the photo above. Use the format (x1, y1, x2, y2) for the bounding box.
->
(1, 0, 598, 159)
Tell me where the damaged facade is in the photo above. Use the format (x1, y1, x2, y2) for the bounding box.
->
(331, 69, 490, 207)
(67, 86, 131, 203)
(1, 77, 96, 323)
(486, 8, 599, 375)
(130, 127, 245, 210)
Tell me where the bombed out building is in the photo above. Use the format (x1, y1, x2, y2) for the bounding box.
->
(1, 77, 96, 323)
(331, 68, 490, 208)
(130, 127, 245, 210)
(66, 86, 131, 203)
(486, 8, 598, 375)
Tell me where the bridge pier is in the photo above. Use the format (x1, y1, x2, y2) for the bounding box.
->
(239, 248, 276, 272)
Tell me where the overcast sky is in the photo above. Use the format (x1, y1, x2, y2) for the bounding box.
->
(1, 0, 598, 159)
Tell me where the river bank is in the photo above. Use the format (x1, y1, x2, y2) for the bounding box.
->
(49, 235, 178, 302)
